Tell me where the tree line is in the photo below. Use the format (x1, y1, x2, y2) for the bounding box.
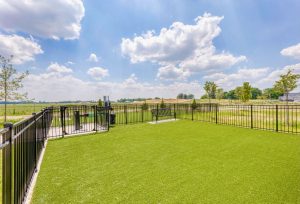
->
(176, 93, 194, 99)
(202, 69, 300, 102)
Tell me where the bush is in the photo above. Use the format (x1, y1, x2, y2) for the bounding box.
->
(191, 99, 197, 110)
(160, 99, 166, 108)
(141, 102, 148, 110)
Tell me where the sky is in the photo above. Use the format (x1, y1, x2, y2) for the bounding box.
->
(1, 0, 300, 101)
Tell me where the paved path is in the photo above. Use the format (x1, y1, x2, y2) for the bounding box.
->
(47, 123, 107, 138)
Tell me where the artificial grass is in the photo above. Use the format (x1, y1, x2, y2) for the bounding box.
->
(32, 120, 300, 203)
(0, 150, 2, 202)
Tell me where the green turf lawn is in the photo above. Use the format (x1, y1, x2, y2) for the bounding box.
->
(0, 150, 2, 202)
(32, 120, 300, 204)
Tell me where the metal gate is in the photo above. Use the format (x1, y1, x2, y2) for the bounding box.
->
(47, 105, 110, 138)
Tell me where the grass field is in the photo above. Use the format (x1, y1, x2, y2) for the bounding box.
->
(32, 120, 300, 203)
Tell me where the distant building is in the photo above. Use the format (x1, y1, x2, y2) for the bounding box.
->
(279, 93, 300, 102)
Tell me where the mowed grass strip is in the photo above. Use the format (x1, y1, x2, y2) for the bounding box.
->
(32, 120, 300, 204)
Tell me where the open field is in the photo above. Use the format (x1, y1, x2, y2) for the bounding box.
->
(0, 100, 299, 117)
(0, 103, 95, 127)
(0, 104, 49, 116)
(32, 120, 300, 203)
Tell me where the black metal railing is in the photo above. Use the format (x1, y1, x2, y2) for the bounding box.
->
(47, 105, 96, 138)
(1, 105, 110, 204)
(109, 103, 300, 134)
(175, 103, 300, 134)
(95, 106, 110, 131)
(110, 104, 178, 125)
(1, 108, 52, 204)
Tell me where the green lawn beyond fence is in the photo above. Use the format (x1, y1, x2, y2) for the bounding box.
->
(2, 103, 300, 134)
(32, 120, 300, 203)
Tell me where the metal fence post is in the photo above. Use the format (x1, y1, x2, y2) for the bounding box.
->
(42, 109, 47, 145)
(106, 107, 110, 131)
(136, 105, 138, 122)
(276, 105, 279, 132)
(60, 106, 66, 137)
(124, 105, 128, 125)
(192, 106, 194, 121)
(251, 105, 253, 129)
(215, 104, 218, 124)
(3, 123, 13, 204)
(32, 112, 38, 170)
(93, 106, 98, 132)
(174, 104, 176, 120)
(156, 104, 159, 123)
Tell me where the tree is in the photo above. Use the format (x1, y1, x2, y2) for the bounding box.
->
(250, 87, 262, 99)
(160, 99, 166, 108)
(191, 99, 197, 110)
(262, 88, 282, 100)
(187, 94, 194, 99)
(204, 81, 217, 103)
(274, 69, 300, 125)
(177, 93, 194, 99)
(235, 86, 243, 101)
(273, 69, 300, 104)
(141, 101, 149, 110)
(235, 82, 252, 102)
(216, 88, 224, 100)
(201, 94, 208, 99)
(177, 93, 184, 99)
(0, 55, 28, 122)
(242, 82, 252, 102)
(98, 99, 103, 107)
(224, 90, 237, 100)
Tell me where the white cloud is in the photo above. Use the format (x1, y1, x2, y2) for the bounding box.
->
(87, 67, 109, 80)
(0, 0, 85, 40)
(157, 64, 191, 80)
(47, 62, 73, 74)
(281, 43, 300, 59)
(179, 49, 246, 72)
(22, 73, 202, 101)
(88, 53, 99, 62)
(121, 13, 246, 80)
(204, 67, 270, 90)
(203, 64, 300, 91)
(258, 63, 300, 86)
(0, 34, 43, 64)
(66, 61, 74, 65)
(124, 73, 138, 85)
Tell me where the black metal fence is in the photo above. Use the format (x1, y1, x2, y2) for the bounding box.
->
(96, 106, 110, 131)
(111, 104, 177, 125)
(176, 103, 300, 134)
(47, 105, 101, 138)
(1, 105, 110, 204)
(109, 103, 300, 134)
(1, 109, 52, 204)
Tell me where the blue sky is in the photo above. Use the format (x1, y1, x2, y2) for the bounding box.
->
(1, 0, 300, 101)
